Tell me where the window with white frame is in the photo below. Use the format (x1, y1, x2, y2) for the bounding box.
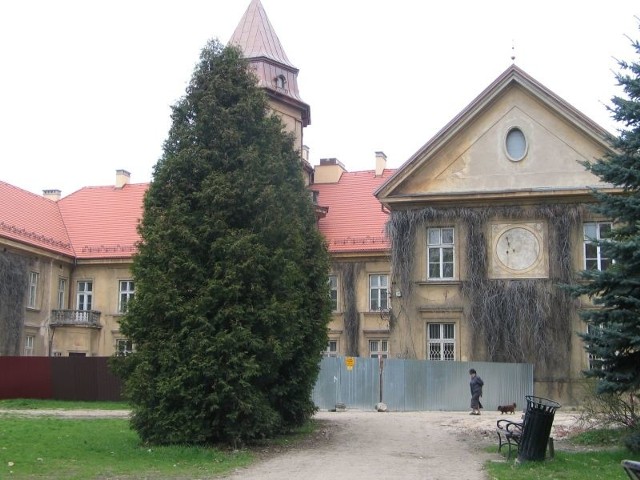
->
(427, 227, 455, 279)
(27, 272, 39, 308)
(24, 335, 34, 356)
(77, 281, 93, 311)
(57, 278, 67, 309)
(323, 340, 338, 357)
(427, 323, 455, 361)
(118, 280, 135, 314)
(116, 339, 133, 356)
(328, 275, 338, 312)
(369, 339, 388, 358)
(584, 222, 612, 271)
(586, 323, 603, 371)
(369, 274, 388, 311)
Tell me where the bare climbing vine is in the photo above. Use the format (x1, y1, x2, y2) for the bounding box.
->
(332, 261, 364, 356)
(387, 204, 584, 381)
(0, 250, 28, 356)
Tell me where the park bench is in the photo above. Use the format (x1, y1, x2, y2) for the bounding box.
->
(496, 419, 523, 459)
(623, 460, 640, 480)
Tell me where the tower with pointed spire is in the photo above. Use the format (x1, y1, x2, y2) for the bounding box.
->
(229, 0, 311, 158)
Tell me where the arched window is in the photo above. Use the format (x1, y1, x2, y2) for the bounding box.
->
(275, 75, 286, 90)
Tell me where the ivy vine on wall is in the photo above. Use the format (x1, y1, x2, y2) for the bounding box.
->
(0, 250, 28, 356)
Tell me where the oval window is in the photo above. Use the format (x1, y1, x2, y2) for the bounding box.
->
(505, 127, 527, 161)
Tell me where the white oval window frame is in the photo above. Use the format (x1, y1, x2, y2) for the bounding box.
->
(504, 126, 528, 162)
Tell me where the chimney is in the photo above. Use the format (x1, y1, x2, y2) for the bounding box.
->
(314, 158, 346, 184)
(43, 189, 61, 201)
(375, 151, 387, 177)
(116, 169, 130, 188)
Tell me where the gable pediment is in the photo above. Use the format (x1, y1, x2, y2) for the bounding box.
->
(376, 66, 613, 205)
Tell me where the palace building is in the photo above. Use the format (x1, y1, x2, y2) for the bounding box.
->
(0, 0, 615, 404)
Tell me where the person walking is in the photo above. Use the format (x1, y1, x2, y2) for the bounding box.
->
(469, 368, 484, 415)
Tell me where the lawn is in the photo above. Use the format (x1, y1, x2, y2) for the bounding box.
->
(0, 415, 252, 479)
(485, 449, 632, 479)
(485, 427, 639, 480)
(0, 400, 254, 479)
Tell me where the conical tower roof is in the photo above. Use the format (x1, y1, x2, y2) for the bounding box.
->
(229, 0, 295, 69)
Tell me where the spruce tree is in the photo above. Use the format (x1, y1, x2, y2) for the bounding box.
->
(573, 37, 640, 394)
(117, 40, 331, 445)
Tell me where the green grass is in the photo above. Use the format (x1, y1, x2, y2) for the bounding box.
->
(486, 449, 632, 479)
(485, 427, 639, 480)
(570, 427, 629, 447)
(0, 416, 252, 479)
(0, 399, 129, 410)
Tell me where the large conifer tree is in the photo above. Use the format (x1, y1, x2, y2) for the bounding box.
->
(117, 40, 330, 445)
(574, 37, 640, 394)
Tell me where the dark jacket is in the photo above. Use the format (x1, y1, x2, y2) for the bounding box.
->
(470, 375, 484, 397)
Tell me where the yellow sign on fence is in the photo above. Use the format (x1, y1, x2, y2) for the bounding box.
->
(345, 356, 355, 371)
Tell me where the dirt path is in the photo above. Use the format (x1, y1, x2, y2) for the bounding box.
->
(220, 410, 582, 480)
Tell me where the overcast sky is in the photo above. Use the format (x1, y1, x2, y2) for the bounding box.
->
(0, 1, 638, 196)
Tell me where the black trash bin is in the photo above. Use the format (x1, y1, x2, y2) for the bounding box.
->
(517, 395, 561, 462)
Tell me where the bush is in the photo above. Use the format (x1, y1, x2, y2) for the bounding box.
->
(624, 429, 640, 453)
(577, 380, 639, 429)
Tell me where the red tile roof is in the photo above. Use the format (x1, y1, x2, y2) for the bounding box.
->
(58, 183, 148, 260)
(0, 181, 74, 256)
(314, 169, 395, 254)
(3, 169, 391, 260)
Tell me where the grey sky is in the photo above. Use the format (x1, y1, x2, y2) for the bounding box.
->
(0, 1, 637, 196)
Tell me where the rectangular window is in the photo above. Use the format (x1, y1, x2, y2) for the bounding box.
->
(323, 340, 338, 357)
(584, 222, 612, 271)
(118, 280, 135, 314)
(369, 339, 389, 358)
(77, 281, 93, 311)
(586, 323, 603, 370)
(116, 339, 133, 357)
(24, 335, 34, 356)
(427, 227, 455, 279)
(27, 272, 39, 308)
(328, 275, 338, 312)
(57, 278, 67, 309)
(369, 274, 388, 311)
(427, 323, 455, 361)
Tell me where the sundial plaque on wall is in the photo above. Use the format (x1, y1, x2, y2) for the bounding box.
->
(490, 222, 548, 279)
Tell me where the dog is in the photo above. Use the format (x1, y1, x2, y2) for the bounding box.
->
(497, 402, 517, 414)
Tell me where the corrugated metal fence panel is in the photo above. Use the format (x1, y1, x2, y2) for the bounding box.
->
(0, 356, 52, 399)
(312, 356, 340, 410)
(337, 357, 380, 410)
(95, 357, 124, 401)
(50, 357, 123, 402)
(425, 361, 480, 410)
(473, 361, 534, 412)
(52, 357, 92, 401)
(381, 358, 430, 411)
(420, 360, 533, 411)
(320, 358, 533, 412)
(0, 357, 123, 401)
